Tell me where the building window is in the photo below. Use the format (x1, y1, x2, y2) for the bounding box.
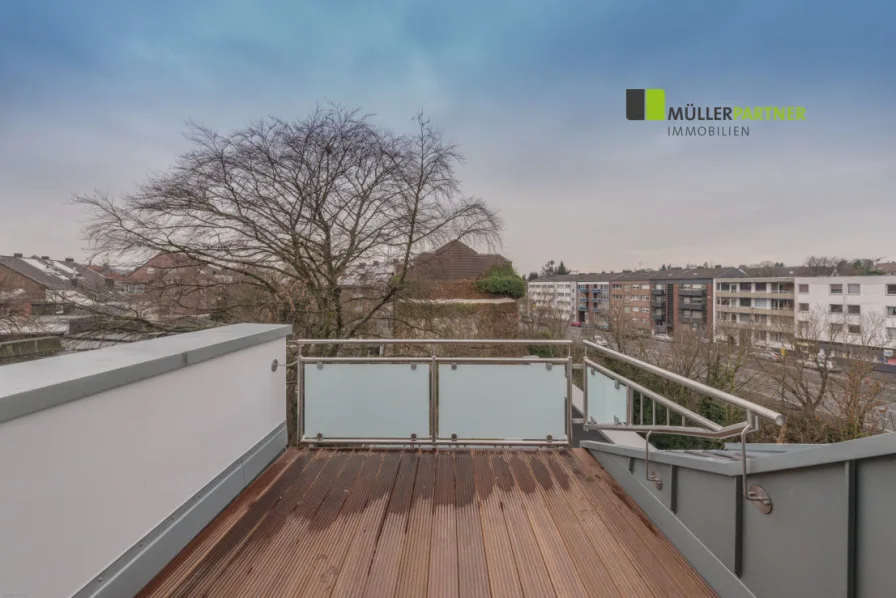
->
(755, 282, 767, 292)
(799, 303, 809, 312)
(830, 284, 843, 295)
(888, 328, 896, 339)
(888, 285, 896, 295)
(847, 305, 861, 315)
(799, 321, 809, 335)
(739, 298, 751, 307)
(848, 324, 861, 334)
(830, 304, 843, 313)
(740, 282, 751, 292)
(623, 306, 630, 313)
(848, 284, 860, 295)
(632, 306, 641, 312)
(798, 284, 809, 293)
(830, 323, 843, 334)
(887, 306, 896, 317)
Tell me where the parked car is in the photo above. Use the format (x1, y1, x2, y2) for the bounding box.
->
(755, 349, 781, 362)
(653, 334, 673, 343)
(569, 321, 582, 327)
(801, 359, 840, 373)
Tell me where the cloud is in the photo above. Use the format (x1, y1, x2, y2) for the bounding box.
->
(0, 0, 894, 270)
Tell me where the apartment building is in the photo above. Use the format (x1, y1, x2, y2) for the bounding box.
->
(650, 267, 745, 336)
(607, 271, 654, 332)
(527, 274, 580, 321)
(713, 267, 803, 348)
(794, 275, 896, 361)
(575, 272, 623, 327)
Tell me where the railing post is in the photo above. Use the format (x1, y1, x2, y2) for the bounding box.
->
(431, 353, 438, 445)
(296, 347, 304, 444)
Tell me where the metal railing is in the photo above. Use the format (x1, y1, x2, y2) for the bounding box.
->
(581, 340, 785, 513)
(278, 339, 574, 447)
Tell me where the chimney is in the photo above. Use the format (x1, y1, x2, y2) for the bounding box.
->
(13, 252, 22, 258)
(106, 278, 115, 289)
(65, 257, 75, 263)
(41, 256, 50, 260)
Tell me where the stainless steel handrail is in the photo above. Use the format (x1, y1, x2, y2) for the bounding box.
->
(581, 339, 780, 513)
(582, 340, 785, 426)
(288, 338, 572, 346)
(285, 338, 573, 447)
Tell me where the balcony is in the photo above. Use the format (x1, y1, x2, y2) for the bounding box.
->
(680, 302, 706, 311)
(717, 290, 795, 300)
(651, 299, 666, 307)
(717, 305, 795, 317)
(1, 326, 894, 598)
(678, 288, 707, 297)
(652, 288, 666, 295)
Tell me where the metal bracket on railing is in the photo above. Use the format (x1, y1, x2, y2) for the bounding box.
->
(644, 431, 663, 490)
(316, 362, 323, 370)
(546, 363, 553, 371)
(451, 433, 458, 442)
(316, 433, 323, 441)
(411, 433, 417, 442)
(271, 359, 278, 372)
(546, 434, 554, 443)
(741, 420, 773, 514)
(410, 363, 417, 370)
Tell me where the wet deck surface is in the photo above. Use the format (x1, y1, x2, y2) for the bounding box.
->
(139, 448, 716, 597)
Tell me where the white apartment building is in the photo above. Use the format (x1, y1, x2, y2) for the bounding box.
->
(526, 274, 578, 321)
(714, 276, 796, 348)
(794, 275, 896, 362)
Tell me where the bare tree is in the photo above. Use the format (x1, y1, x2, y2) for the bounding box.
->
(76, 107, 501, 342)
(803, 255, 845, 276)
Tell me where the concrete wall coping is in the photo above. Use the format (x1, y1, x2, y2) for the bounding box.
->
(583, 431, 896, 475)
(0, 323, 292, 425)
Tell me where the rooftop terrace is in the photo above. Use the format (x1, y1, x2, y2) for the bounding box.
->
(1, 325, 894, 597)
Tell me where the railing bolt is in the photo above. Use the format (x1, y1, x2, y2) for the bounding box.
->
(411, 433, 417, 442)
(271, 359, 278, 372)
(451, 433, 458, 442)
(316, 362, 323, 370)
(546, 434, 553, 443)
(411, 363, 417, 370)
(316, 433, 323, 441)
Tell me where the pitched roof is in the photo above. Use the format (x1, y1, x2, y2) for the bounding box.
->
(0, 255, 127, 301)
(406, 241, 510, 281)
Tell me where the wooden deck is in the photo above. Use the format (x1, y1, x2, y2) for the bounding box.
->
(138, 448, 716, 597)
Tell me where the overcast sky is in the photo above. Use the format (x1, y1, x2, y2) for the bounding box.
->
(1, 0, 894, 274)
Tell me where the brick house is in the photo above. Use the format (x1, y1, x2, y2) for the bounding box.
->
(393, 241, 519, 343)
(123, 253, 232, 318)
(0, 253, 124, 318)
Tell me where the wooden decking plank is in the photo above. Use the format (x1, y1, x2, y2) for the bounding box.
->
(330, 452, 402, 598)
(489, 452, 556, 598)
(298, 452, 389, 597)
(539, 452, 657, 598)
(362, 452, 419, 598)
(202, 449, 341, 598)
(137, 448, 719, 598)
(505, 453, 587, 598)
(395, 451, 436, 597)
(472, 452, 521, 598)
(524, 452, 622, 598)
(137, 448, 304, 598)
(454, 453, 491, 598)
(566, 450, 716, 597)
(571, 449, 715, 596)
(556, 451, 690, 597)
(261, 451, 370, 597)
(165, 449, 323, 598)
(428, 452, 459, 598)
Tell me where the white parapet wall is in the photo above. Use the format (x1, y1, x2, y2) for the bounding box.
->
(0, 323, 292, 598)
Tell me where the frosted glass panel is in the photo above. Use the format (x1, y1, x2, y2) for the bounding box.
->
(303, 363, 430, 439)
(587, 369, 628, 424)
(438, 363, 567, 440)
